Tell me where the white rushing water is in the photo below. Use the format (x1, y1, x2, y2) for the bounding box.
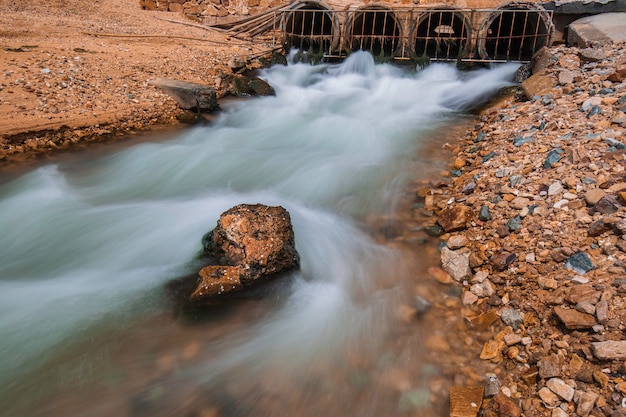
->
(0, 52, 519, 417)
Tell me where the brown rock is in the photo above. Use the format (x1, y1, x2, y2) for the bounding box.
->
(192, 265, 243, 298)
(521, 72, 556, 100)
(592, 340, 626, 360)
(608, 67, 626, 83)
(483, 393, 522, 417)
(538, 355, 562, 379)
(449, 386, 484, 417)
(203, 204, 299, 283)
(437, 205, 474, 232)
(584, 189, 606, 206)
(491, 252, 517, 271)
(193, 204, 300, 301)
(554, 306, 597, 330)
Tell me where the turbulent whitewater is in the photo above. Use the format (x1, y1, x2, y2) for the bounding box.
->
(0, 52, 519, 417)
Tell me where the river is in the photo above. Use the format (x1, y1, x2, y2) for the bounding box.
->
(0, 52, 519, 417)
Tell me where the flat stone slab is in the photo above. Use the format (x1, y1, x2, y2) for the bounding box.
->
(149, 77, 218, 112)
(568, 13, 626, 47)
(592, 340, 626, 360)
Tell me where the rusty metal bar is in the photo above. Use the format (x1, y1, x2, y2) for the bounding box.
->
(274, 7, 552, 63)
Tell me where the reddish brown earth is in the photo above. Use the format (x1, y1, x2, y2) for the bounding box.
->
(0, 0, 274, 163)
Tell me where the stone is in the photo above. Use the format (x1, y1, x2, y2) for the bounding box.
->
(554, 306, 597, 330)
(565, 252, 594, 274)
(428, 267, 454, 284)
(437, 205, 474, 232)
(441, 247, 472, 281)
(510, 197, 530, 210)
(226, 74, 255, 96)
(584, 189, 606, 206)
(578, 48, 606, 63)
(479, 205, 491, 221)
(480, 339, 504, 362)
(490, 393, 522, 417)
(491, 252, 516, 271)
(591, 340, 626, 360)
(544, 148, 563, 168)
(587, 219, 613, 237)
(448, 235, 468, 249)
(414, 295, 431, 315)
(558, 70, 575, 85)
(449, 386, 483, 417)
(501, 308, 524, 330)
(546, 378, 574, 402)
(539, 355, 562, 379)
(522, 73, 556, 100)
(538, 387, 560, 407)
(548, 181, 564, 196)
(148, 78, 218, 112)
(576, 391, 598, 417)
(191, 265, 243, 298)
(592, 370, 609, 388)
(247, 77, 275, 96)
(507, 216, 522, 231)
(193, 204, 300, 301)
(504, 334, 522, 346)
(552, 408, 568, 417)
(484, 373, 501, 397)
(596, 300, 609, 324)
(589, 195, 620, 215)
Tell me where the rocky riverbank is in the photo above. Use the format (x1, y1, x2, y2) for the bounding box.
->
(0, 0, 276, 165)
(405, 41, 626, 416)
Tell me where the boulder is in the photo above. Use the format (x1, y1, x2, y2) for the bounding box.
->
(148, 78, 218, 112)
(193, 204, 299, 301)
(226, 74, 275, 97)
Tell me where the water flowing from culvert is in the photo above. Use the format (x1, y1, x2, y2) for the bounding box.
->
(0, 52, 519, 417)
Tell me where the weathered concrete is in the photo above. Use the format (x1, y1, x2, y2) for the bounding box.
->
(568, 12, 626, 47)
(148, 78, 218, 112)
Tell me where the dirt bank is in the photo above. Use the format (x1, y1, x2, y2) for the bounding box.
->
(0, 0, 275, 163)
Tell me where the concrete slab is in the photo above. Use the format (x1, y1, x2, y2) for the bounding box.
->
(568, 12, 626, 47)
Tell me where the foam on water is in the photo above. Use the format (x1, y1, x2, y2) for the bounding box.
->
(0, 52, 519, 416)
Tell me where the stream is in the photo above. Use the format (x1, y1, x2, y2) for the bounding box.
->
(0, 52, 519, 417)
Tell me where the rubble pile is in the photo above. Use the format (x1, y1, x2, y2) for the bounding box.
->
(416, 42, 626, 416)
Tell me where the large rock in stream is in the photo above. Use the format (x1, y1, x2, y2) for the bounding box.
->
(191, 204, 300, 301)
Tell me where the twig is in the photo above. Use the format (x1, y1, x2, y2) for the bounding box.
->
(154, 16, 229, 34)
(81, 31, 252, 46)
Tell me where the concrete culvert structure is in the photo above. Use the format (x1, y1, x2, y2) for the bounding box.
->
(346, 5, 401, 58)
(283, 1, 336, 56)
(478, 2, 554, 62)
(414, 9, 472, 61)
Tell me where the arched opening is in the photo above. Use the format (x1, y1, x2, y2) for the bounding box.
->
(414, 9, 472, 61)
(346, 6, 401, 58)
(283, 1, 336, 57)
(478, 2, 554, 62)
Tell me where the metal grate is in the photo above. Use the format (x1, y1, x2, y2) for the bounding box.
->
(275, 6, 554, 63)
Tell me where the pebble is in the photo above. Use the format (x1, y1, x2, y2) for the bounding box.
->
(577, 391, 599, 417)
(546, 378, 574, 402)
(441, 247, 472, 281)
(501, 308, 523, 330)
(484, 373, 501, 397)
(565, 252, 595, 274)
(554, 306, 598, 329)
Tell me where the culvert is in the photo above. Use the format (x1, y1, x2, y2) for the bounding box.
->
(283, 1, 337, 56)
(477, 2, 554, 62)
(345, 5, 401, 58)
(413, 9, 472, 61)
